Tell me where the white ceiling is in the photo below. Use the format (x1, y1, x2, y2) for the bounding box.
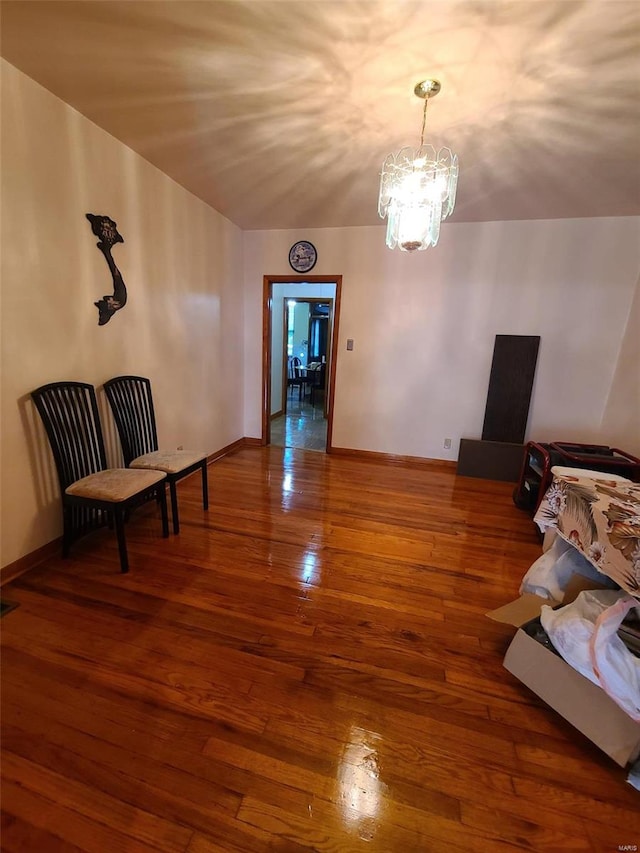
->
(1, 0, 639, 230)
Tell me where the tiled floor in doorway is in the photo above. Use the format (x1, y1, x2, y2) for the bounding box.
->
(271, 395, 327, 452)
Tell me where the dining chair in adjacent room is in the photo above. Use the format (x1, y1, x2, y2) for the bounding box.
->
(287, 356, 307, 401)
(309, 362, 327, 408)
(104, 375, 208, 534)
(31, 381, 169, 573)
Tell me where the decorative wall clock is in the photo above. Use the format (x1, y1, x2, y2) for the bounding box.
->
(288, 241, 317, 273)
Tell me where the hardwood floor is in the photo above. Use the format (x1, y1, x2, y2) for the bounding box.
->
(1, 446, 638, 852)
(270, 397, 327, 452)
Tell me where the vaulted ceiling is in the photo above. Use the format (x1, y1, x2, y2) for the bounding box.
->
(1, 0, 639, 230)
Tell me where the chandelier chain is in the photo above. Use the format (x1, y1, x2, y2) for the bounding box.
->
(419, 97, 429, 148)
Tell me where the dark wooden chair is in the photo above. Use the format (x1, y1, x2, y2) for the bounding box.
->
(104, 375, 208, 534)
(309, 362, 327, 408)
(31, 381, 169, 573)
(287, 356, 307, 401)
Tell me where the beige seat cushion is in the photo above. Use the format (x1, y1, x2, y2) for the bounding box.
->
(130, 449, 207, 475)
(66, 468, 166, 502)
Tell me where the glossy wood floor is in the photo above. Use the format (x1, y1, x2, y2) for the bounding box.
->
(270, 396, 327, 453)
(2, 446, 639, 852)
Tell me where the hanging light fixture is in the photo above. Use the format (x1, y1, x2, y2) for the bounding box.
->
(378, 80, 458, 251)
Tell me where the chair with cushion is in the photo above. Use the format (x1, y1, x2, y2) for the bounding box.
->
(104, 375, 208, 534)
(31, 381, 169, 573)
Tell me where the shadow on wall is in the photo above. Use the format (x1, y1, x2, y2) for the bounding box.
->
(97, 387, 125, 467)
(17, 392, 63, 550)
(19, 392, 58, 511)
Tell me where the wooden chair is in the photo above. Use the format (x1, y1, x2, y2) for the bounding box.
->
(31, 381, 169, 573)
(287, 356, 307, 401)
(309, 362, 327, 408)
(104, 375, 208, 534)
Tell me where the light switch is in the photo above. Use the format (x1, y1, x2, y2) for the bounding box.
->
(346, 339, 354, 351)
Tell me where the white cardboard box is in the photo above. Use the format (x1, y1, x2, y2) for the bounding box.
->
(488, 578, 640, 767)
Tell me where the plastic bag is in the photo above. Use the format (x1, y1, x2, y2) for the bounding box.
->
(590, 595, 640, 721)
(540, 589, 640, 721)
(519, 536, 614, 602)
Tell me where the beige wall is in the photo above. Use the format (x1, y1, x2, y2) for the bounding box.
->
(600, 275, 640, 456)
(243, 219, 640, 458)
(1, 61, 245, 567)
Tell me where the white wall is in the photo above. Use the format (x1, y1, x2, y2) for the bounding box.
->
(243, 219, 640, 458)
(270, 294, 285, 415)
(1, 61, 245, 567)
(292, 303, 310, 365)
(600, 275, 640, 456)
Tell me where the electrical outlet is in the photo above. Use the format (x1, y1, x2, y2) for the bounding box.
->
(444, 438, 452, 450)
(177, 445, 183, 450)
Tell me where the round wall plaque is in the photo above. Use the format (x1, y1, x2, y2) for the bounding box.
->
(288, 241, 317, 273)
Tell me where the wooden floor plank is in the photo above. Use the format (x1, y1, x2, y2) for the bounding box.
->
(2, 750, 194, 851)
(2, 446, 638, 852)
(0, 811, 85, 853)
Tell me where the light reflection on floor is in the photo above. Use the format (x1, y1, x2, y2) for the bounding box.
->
(299, 550, 318, 585)
(271, 396, 327, 452)
(337, 726, 384, 836)
(282, 472, 293, 492)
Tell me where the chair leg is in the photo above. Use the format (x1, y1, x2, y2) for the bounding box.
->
(201, 460, 209, 510)
(158, 484, 169, 538)
(114, 507, 129, 573)
(169, 480, 180, 534)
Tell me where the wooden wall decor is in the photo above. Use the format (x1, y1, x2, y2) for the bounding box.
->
(481, 334, 540, 444)
(86, 214, 127, 325)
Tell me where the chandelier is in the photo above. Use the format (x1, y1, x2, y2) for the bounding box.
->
(378, 80, 458, 251)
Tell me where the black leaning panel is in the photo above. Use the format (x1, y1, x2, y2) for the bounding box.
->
(481, 335, 540, 444)
(457, 439, 525, 482)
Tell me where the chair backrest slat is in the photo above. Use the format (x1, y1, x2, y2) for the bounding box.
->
(104, 376, 159, 466)
(31, 382, 107, 490)
(55, 386, 82, 485)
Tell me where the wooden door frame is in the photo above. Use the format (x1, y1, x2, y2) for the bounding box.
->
(262, 275, 342, 451)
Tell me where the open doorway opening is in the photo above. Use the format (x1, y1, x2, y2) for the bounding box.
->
(273, 298, 330, 450)
(262, 275, 342, 452)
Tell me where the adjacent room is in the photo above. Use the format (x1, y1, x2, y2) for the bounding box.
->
(1, 1, 639, 851)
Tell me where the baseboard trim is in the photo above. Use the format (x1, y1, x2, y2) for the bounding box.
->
(242, 437, 264, 448)
(328, 446, 457, 470)
(1, 537, 62, 586)
(270, 410, 283, 421)
(207, 438, 247, 463)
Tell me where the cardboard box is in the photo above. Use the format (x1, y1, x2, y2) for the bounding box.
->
(488, 578, 640, 767)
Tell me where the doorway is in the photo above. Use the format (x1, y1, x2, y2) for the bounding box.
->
(272, 298, 330, 451)
(262, 275, 342, 452)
